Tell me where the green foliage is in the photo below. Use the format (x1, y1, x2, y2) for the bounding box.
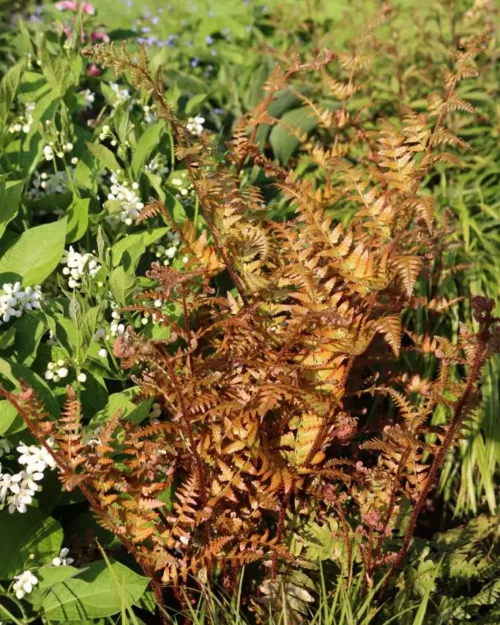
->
(0, 1, 498, 624)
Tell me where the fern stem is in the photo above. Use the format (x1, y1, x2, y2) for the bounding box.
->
(381, 334, 489, 593)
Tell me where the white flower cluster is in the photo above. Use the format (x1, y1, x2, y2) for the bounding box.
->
(170, 175, 194, 199)
(52, 547, 74, 567)
(0, 282, 42, 326)
(144, 155, 169, 176)
(8, 103, 35, 134)
(110, 82, 130, 105)
(60, 246, 101, 289)
(44, 358, 86, 384)
(12, 548, 74, 600)
(43, 142, 74, 161)
(108, 173, 144, 225)
(149, 231, 181, 267)
(186, 114, 205, 136)
(28, 169, 73, 200)
(0, 440, 56, 514)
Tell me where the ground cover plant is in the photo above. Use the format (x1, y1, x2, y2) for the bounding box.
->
(0, 0, 498, 624)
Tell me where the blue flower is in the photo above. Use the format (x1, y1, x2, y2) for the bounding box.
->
(205, 35, 214, 45)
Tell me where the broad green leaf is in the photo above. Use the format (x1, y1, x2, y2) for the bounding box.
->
(1, 312, 45, 365)
(0, 324, 16, 350)
(0, 399, 21, 435)
(185, 93, 207, 116)
(132, 120, 165, 178)
(90, 388, 152, 427)
(112, 228, 169, 271)
(269, 106, 318, 164)
(0, 179, 24, 239)
(87, 142, 121, 175)
(40, 560, 150, 621)
(0, 357, 60, 418)
(255, 89, 301, 149)
(0, 509, 63, 578)
(0, 218, 67, 286)
(0, 58, 26, 124)
(109, 266, 135, 306)
(66, 197, 90, 243)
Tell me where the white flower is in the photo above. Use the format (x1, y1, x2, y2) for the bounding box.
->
(52, 547, 74, 567)
(43, 145, 54, 160)
(98, 348, 107, 358)
(7, 488, 34, 514)
(0, 294, 18, 323)
(57, 367, 68, 379)
(82, 89, 95, 108)
(28, 170, 72, 201)
(110, 321, 125, 336)
(186, 115, 205, 136)
(77, 373, 87, 383)
(18, 470, 44, 493)
(17, 442, 56, 474)
(0, 472, 22, 500)
(110, 82, 130, 105)
(60, 246, 101, 289)
(13, 570, 38, 599)
(107, 173, 144, 225)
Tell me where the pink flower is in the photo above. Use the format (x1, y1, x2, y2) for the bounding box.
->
(91, 31, 110, 43)
(55, 0, 78, 10)
(82, 2, 96, 14)
(87, 64, 101, 76)
(55, 0, 95, 14)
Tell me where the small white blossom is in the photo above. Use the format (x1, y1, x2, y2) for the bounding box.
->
(77, 372, 87, 383)
(98, 348, 107, 358)
(0, 472, 22, 500)
(8, 103, 35, 135)
(110, 82, 130, 105)
(13, 570, 38, 599)
(107, 173, 144, 225)
(81, 88, 95, 108)
(186, 115, 205, 136)
(43, 145, 54, 160)
(60, 246, 101, 289)
(0, 282, 43, 326)
(7, 488, 34, 514)
(52, 548, 74, 567)
(57, 367, 69, 379)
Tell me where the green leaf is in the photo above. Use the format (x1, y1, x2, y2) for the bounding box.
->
(66, 197, 90, 243)
(131, 120, 165, 178)
(0, 357, 60, 419)
(0, 399, 21, 435)
(87, 142, 121, 175)
(108, 266, 135, 306)
(269, 106, 318, 164)
(185, 93, 207, 116)
(0, 509, 63, 579)
(40, 560, 150, 621)
(0, 218, 67, 286)
(1, 312, 45, 365)
(0, 58, 26, 124)
(90, 388, 152, 427)
(0, 179, 24, 240)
